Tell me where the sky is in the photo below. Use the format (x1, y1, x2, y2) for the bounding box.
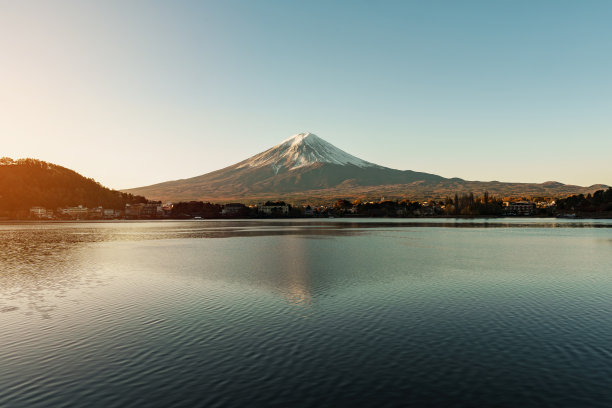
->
(1, 0, 611, 189)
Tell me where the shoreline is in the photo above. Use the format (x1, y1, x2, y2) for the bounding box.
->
(1, 214, 611, 224)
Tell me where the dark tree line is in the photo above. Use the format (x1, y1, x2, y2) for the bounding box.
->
(339, 199, 424, 217)
(445, 192, 503, 216)
(556, 188, 612, 213)
(170, 201, 222, 218)
(0, 158, 147, 214)
(329, 194, 505, 217)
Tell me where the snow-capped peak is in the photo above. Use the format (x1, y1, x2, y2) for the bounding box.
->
(238, 132, 378, 171)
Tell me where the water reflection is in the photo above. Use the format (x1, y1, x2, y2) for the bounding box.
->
(1, 220, 612, 408)
(1, 220, 610, 320)
(0, 229, 99, 318)
(278, 236, 312, 308)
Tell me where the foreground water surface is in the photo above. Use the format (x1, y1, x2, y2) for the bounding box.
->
(1, 219, 612, 407)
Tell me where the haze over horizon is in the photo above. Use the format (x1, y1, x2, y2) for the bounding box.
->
(2, 1, 611, 190)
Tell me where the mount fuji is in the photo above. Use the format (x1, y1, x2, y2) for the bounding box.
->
(124, 132, 606, 203)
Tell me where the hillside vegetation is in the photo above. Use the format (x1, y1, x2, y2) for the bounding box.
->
(556, 188, 612, 215)
(0, 158, 146, 215)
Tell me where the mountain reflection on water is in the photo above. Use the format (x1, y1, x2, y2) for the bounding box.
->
(1, 219, 612, 407)
(1, 219, 611, 319)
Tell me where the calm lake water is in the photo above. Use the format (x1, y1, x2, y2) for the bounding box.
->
(1, 219, 612, 407)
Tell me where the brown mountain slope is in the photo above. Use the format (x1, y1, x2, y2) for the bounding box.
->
(0, 157, 147, 212)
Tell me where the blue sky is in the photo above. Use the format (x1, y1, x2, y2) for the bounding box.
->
(1, 0, 610, 189)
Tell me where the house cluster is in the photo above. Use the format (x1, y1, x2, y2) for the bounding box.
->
(28, 198, 555, 220)
(28, 201, 295, 220)
(218, 202, 292, 217)
(29, 203, 171, 220)
(333, 199, 443, 217)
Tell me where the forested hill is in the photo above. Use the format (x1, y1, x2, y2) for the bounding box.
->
(0, 158, 147, 213)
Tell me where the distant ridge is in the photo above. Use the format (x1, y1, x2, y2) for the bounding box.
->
(124, 133, 608, 203)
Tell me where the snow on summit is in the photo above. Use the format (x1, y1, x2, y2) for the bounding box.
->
(239, 132, 378, 171)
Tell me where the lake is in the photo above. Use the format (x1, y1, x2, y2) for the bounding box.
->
(1, 219, 612, 407)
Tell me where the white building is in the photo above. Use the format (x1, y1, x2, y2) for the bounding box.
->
(61, 205, 89, 218)
(30, 206, 48, 218)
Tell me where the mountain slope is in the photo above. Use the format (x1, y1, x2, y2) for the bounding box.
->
(0, 158, 147, 213)
(124, 133, 608, 203)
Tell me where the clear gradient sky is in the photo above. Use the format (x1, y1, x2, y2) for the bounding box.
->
(1, 0, 611, 189)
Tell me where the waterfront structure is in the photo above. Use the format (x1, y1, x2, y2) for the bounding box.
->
(103, 208, 118, 219)
(125, 203, 144, 218)
(304, 206, 314, 216)
(503, 201, 536, 215)
(221, 203, 247, 216)
(29, 206, 49, 219)
(89, 207, 104, 218)
(141, 203, 162, 218)
(259, 204, 290, 215)
(61, 206, 89, 219)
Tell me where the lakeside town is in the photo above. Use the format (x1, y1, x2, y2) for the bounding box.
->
(3, 158, 610, 221)
(20, 188, 612, 220)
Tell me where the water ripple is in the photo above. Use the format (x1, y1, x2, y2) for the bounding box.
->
(1, 221, 611, 407)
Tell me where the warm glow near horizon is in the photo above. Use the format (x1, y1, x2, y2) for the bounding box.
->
(1, 1, 611, 190)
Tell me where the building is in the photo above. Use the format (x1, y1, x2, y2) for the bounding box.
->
(30, 206, 49, 219)
(221, 203, 247, 216)
(140, 203, 163, 218)
(162, 203, 173, 216)
(103, 208, 120, 219)
(503, 201, 536, 216)
(89, 206, 104, 219)
(125, 203, 144, 218)
(259, 203, 290, 216)
(61, 205, 88, 219)
(304, 206, 314, 216)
